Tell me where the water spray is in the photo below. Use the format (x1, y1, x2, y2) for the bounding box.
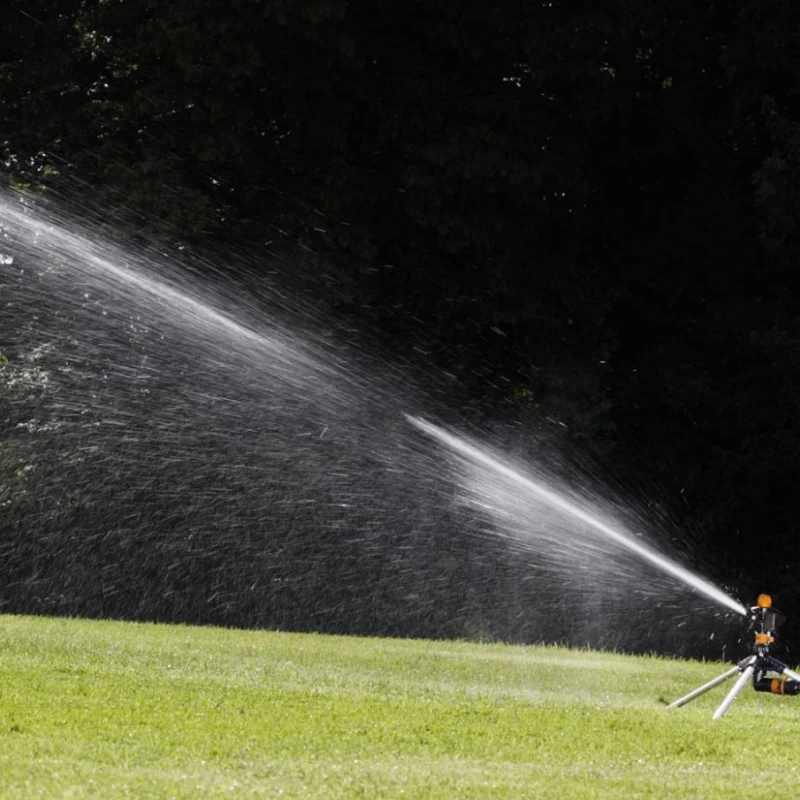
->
(406, 415, 747, 617)
(669, 594, 800, 718)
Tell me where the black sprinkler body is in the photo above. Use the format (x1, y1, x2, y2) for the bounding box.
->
(753, 676, 800, 695)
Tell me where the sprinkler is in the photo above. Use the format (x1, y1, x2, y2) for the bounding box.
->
(668, 594, 800, 718)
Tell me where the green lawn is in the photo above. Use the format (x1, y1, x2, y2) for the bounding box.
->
(1, 615, 799, 798)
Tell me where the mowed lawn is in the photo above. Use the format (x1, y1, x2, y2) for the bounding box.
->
(2, 615, 800, 798)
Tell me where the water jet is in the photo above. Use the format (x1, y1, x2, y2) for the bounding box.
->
(406, 415, 746, 618)
(0, 192, 745, 656)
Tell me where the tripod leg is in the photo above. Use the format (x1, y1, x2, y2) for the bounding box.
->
(780, 666, 800, 683)
(667, 664, 742, 709)
(712, 664, 755, 719)
(759, 658, 800, 685)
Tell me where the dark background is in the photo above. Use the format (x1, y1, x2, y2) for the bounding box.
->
(2, 1, 800, 652)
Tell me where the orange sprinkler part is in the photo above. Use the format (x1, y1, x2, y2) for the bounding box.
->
(757, 594, 773, 608)
(755, 632, 775, 646)
(772, 677, 789, 695)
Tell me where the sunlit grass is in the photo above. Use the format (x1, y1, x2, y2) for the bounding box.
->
(1, 614, 799, 798)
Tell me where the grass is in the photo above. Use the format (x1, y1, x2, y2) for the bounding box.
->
(2, 616, 800, 798)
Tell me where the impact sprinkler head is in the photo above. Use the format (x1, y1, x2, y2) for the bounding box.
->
(668, 593, 800, 718)
(750, 593, 785, 652)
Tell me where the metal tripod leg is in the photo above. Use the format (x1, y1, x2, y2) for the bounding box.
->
(776, 664, 800, 683)
(712, 663, 756, 719)
(667, 662, 747, 710)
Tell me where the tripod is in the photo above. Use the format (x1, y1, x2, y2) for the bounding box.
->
(668, 594, 800, 719)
